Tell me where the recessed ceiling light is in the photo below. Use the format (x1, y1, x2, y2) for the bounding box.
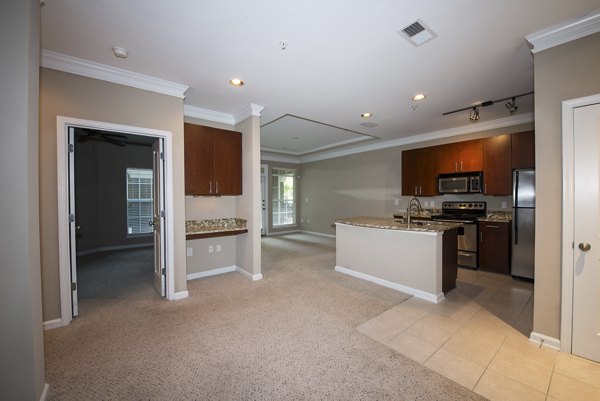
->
(361, 112, 373, 118)
(412, 93, 426, 101)
(229, 78, 244, 86)
(112, 46, 129, 59)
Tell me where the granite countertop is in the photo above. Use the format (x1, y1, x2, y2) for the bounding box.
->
(186, 218, 247, 235)
(479, 211, 512, 223)
(334, 216, 460, 233)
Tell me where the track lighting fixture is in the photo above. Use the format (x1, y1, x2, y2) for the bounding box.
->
(443, 91, 532, 121)
(505, 97, 518, 114)
(469, 107, 480, 121)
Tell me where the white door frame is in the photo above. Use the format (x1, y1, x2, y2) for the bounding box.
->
(560, 93, 600, 353)
(56, 116, 176, 327)
(261, 163, 268, 236)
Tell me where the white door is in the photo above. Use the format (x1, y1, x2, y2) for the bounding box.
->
(261, 164, 268, 236)
(68, 127, 79, 316)
(572, 102, 600, 363)
(152, 139, 166, 297)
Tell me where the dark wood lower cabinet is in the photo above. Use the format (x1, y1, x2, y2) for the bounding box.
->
(479, 221, 511, 275)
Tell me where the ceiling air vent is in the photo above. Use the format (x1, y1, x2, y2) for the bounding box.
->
(398, 19, 437, 47)
(360, 122, 378, 128)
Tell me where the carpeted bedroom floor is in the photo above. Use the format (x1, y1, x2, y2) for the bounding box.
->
(44, 233, 485, 400)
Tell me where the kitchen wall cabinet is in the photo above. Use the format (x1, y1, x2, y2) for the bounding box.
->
(184, 123, 242, 196)
(437, 139, 484, 173)
(511, 130, 535, 169)
(479, 221, 511, 275)
(402, 146, 438, 196)
(483, 134, 512, 195)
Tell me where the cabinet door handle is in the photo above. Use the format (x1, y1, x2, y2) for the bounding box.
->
(209, 180, 212, 194)
(486, 225, 500, 228)
(460, 161, 463, 171)
(485, 183, 487, 194)
(480, 232, 483, 243)
(414, 186, 417, 196)
(454, 161, 458, 172)
(216, 181, 219, 194)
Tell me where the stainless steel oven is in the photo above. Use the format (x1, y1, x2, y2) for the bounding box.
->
(431, 201, 486, 269)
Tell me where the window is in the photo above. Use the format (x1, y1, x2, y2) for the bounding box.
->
(126, 168, 153, 235)
(272, 167, 296, 226)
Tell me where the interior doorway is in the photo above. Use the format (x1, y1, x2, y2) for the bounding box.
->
(561, 94, 600, 363)
(57, 117, 176, 327)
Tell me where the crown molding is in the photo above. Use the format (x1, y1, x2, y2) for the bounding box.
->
(234, 103, 265, 124)
(526, 10, 600, 53)
(261, 147, 300, 156)
(299, 112, 534, 163)
(41, 49, 189, 98)
(260, 152, 301, 164)
(184, 105, 235, 125)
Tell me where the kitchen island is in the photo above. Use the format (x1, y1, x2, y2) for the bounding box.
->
(334, 217, 459, 303)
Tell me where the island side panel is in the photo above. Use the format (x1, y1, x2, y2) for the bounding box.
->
(442, 228, 458, 293)
(335, 223, 444, 302)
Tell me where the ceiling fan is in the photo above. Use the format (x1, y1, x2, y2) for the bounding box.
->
(77, 128, 128, 147)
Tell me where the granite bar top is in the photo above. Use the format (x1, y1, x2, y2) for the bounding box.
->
(186, 218, 247, 236)
(479, 211, 512, 222)
(334, 216, 460, 233)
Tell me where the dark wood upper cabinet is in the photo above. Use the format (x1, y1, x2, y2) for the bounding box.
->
(402, 146, 438, 196)
(479, 221, 511, 275)
(511, 130, 535, 169)
(184, 123, 242, 196)
(483, 134, 512, 195)
(438, 139, 483, 173)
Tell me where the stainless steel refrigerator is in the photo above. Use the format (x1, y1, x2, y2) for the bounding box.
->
(512, 169, 535, 279)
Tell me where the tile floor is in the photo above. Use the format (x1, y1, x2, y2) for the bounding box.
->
(357, 268, 600, 401)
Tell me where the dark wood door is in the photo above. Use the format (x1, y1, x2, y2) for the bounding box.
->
(437, 143, 461, 174)
(184, 123, 213, 195)
(460, 139, 484, 172)
(511, 130, 535, 169)
(484, 135, 512, 195)
(213, 128, 242, 195)
(479, 221, 510, 274)
(418, 146, 438, 196)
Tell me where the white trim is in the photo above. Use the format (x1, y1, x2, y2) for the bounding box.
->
(266, 229, 301, 236)
(42, 318, 65, 331)
(560, 93, 600, 353)
(526, 10, 600, 54)
(236, 266, 263, 281)
(57, 117, 179, 327)
(171, 291, 189, 300)
(41, 50, 188, 98)
(234, 103, 264, 124)
(39, 383, 49, 401)
(261, 147, 301, 156)
(299, 113, 534, 163)
(184, 105, 235, 125)
(300, 230, 336, 239)
(260, 152, 301, 164)
(302, 135, 372, 155)
(335, 265, 444, 304)
(76, 243, 152, 257)
(187, 265, 236, 281)
(529, 332, 561, 351)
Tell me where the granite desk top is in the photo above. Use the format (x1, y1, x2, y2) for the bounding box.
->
(186, 218, 247, 237)
(334, 216, 461, 233)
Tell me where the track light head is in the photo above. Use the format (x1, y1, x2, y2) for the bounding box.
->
(505, 97, 518, 114)
(469, 107, 480, 121)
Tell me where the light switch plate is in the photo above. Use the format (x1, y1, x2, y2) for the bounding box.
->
(186, 247, 193, 257)
(208, 245, 214, 253)
(216, 244, 221, 252)
(502, 201, 507, 209)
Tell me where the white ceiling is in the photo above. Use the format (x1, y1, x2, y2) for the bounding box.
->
(40, 1, 600, 156)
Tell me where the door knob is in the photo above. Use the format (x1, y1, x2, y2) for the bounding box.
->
(148, 221, 155, 227)
(578, 242, 591, 252)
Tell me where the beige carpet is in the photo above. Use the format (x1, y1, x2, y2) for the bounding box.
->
(44, 233, 485, 400)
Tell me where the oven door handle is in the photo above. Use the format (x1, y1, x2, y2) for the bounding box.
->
(432, 218, 476, 224)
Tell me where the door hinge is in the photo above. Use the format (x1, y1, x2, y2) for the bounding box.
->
(160, 210, 165, 218)
(161, 268, 166, 276)
(572, 242, 575, 249)
(69, 214, 75, 223)
(71, 282, 77, 291)
(68, 144, 74, 153)
(160, 152, 164, 160)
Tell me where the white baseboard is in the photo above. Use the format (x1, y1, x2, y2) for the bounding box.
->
(236, 266, 263, 281)
(43, 318, 67, 331)
(529, 332, 561, 351)
(187, 266, 236, 281)
(300, 230, 336, 238)
(40, 383, 49, 401)
(76, 243, 153, 257)
(335, 265, 444, 304)
(171, 291, 189, 300)
(266, 229, 300, 236)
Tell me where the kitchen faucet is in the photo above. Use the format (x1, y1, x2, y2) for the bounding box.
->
(407, 197, 423, 225)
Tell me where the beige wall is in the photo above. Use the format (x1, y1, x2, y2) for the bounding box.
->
(299, 124, 532, 236)
(0, 0, 45, 399)
(533, 32, 600, 339)
(40, 68, 187, 321)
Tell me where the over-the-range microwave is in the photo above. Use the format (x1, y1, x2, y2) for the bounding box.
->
(438, 172, 483, 194)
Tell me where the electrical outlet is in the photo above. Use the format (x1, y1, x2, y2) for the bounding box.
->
(208, 245, 214, 253)
(301, 218, 304, 223)
(216, 244, 221, 252)
(424, 201, 429, 207)
(186, 247, 193, 257)
(307, 219, 310, 224)
(305, 197, 308, 203)
(431, 201, 435, 207)
(394, 199, 399, 206)
(502, 201, 507, 209)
